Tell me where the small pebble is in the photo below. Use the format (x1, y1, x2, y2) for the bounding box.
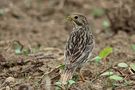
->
(5, 77, 15, 83)
(5, 86, 11, 90)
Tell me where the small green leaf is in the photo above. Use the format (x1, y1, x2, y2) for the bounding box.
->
(109, 75, 123, 81)
(22, 48, 30, 56)
(55, 81, 62, 90)
(91, 8, 105, 17)
(0, 9, 5, 16)
(131, 44, 135, 52)
(13, 41, 23, 55)
(99, 47, 113, 59)
(72, 75, 79, 81)
(55, 81, 62, 86)
(130, 63, 135, 71)
(102, 20, 110, 29)
(93, 56, 102, 63)
(101, 71, 113, 76)
(55, 87, 61, 90)
(117, 63, 128, 68)
(124, 80, 134, 86)
(68, 79, 76, 86)
(59, 64, 65, 70)
(15, 48, 22, 55)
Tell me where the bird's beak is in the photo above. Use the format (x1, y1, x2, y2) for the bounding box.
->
(66, 16, 73, 22)
(66, 15, 79, 26)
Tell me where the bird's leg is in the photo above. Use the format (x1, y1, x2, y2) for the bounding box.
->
(76, 67, 85, 82)
(79, 69, 85, 82)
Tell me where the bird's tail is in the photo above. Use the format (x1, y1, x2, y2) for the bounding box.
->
(60, 69, 73, 85)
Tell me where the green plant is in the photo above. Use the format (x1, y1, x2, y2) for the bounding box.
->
(102, 20, 110, 29)
(55, 79, 76, 90)
(55, 81, 62, 90)
(91, 8, 106, 18)
(0, 9, 6, 16)
(12, 41, 23, 55)
(100, 62, 135, 88)
(131, 44, 135, 52)
(117, 62, 128, 68)
(109, 75, 123, 81)
(93, 47, 113, 63)
(101, 71, 113, 76)
(67, 79, 76, 86)
(22, 48, 31, 56)
(59, 64, 65, 70)
(12, 41, 30, 56)
(130, 63, 135, 71)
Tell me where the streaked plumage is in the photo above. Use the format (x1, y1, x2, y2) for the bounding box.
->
(60, 14, 94, 85)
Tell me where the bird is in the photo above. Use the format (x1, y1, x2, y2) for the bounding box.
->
(60, 14, 95, 85)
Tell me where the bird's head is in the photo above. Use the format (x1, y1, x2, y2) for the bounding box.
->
(67, 14, 88, 27)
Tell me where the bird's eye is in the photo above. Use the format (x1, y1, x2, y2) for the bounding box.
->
(74, 16, 78, 19)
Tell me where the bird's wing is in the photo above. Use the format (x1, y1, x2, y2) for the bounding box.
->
(64, 28, 94, 68)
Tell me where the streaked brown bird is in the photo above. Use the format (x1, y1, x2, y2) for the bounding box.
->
(60, 14, 95, 85)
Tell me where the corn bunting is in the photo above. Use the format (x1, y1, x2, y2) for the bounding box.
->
(60, 14, 95, 85)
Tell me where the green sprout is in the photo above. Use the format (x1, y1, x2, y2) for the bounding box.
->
(22, 48, 31, 56)
(68, 79, 76, 86)
(117, 62, 128, 68)
(131, 44, 135, 52)
(93, 47, 113, 63)
(12, 41, 23, 55)
(55, 79, 76, 90)
(101, 71, 113, 76)
(91, 8, 106, 18)
(0, 9, 6, 16)
(55, 81, 62, 90)
(12, 41, 30, 56)
(102, 20, 110, 29)
(109, 75, 123, 81)
(99, 47, 113, 58)
(130, 63, 135, 71)
(59, 64, 65, 70)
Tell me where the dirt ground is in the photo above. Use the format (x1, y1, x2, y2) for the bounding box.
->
(0, 0, 135, 90)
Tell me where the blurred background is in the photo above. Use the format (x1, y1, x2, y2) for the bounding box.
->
(0, 0, 135, 90)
